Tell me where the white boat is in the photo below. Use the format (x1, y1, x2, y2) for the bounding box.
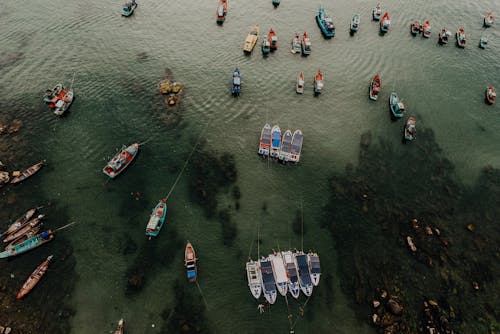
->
(246, 260, 262, 299)
(260, 257, 277, 304)
(291, 32, 301, 54)
(278, 130, 293, 162)
(289, 129, 303, 163)
(307, 252, 321, 286)
(294, 251, 313, 296)
(258, 123, 272, 156)
(282, 251, 300, 298)
(270, 252, 288, 296)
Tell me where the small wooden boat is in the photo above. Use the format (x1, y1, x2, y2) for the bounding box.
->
(291, 32, 301, 54)
(484, 12, 494, 27)
(350, 14, 360, 32)
(246, 259, 262, 299)
(389, 92, 405, 118)
(216, 0, 228, 24)
(439, 28, 451, 44)
(6, 226, 42, 250)
(410, 21, 421, 35)
(301, 32, 312, 55)
(114, 319, 124, 334)
(10, 161, 45, 184)
(43, 83, 64, 103)
(243, 25, 259, 54)
(231, 67, 241, 96)
(259, 257, 277, 304)
(294, 252, 313, 297)
(456, 27, 466, 48)
(485, 85, 496, 105)
(372, 3, 381, 21)
(270, 252, 288, 296)
(185, 241, 197, 282)
(3, 215, 44, 243)
(258, 123, 272, 156)
(480, 32, 488, 49)
(2, 208, 36, 237)
(16, 255, 53, 299)
(145, 199, 167, 238)
(404, 116, 417, 141)
(53, 88, 74, 116)
(122, 0, 137, 17)
(307, 252, 321, 286)
(316, 6, 335, 38)
(422, 20, 431, 38)
(102, 143, 139, 178)
(270, 125, 281, 158)
(278, 129, 293, 162)
(289, 129, 303, 163)
(261, 35, 271, 55)
(272, 0, 280, 8)
(0, 171, 9, 188)
(268, 28, 278, 51)
(0, 230, 54, 259)
(369, 73, 382, 101)
(313, 69, 324, 95)
(380, 12, 390, 32)
(296, 71, 304, 94)
(282, 251, 300, 298)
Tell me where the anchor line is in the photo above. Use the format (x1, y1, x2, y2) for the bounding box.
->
(54, 221, 77, 232)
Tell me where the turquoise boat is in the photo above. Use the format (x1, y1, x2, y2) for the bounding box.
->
(389, 92, 405, 119)
(145, 199, 167, 238)
(122, 0, 137, 17)
(0, 230, 54, 259)
(316, 7, 335, 38)
(272, 0, 280, 7)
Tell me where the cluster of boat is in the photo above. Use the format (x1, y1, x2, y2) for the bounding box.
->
(246, 250, 320, 303)
(43, 83, 74, 116)
(0, 160, 45, 189)
(241, 25, 312, 56)
(258, 124, 303, 163)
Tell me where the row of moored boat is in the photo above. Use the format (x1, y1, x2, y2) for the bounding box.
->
(258, 124, 303, 163)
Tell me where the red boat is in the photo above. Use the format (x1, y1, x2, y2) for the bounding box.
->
(268, 28, 278, 50)
(380, 12, 390, 32)
(17, 255, 53, 299)
(103, 143, 139, 178)
(369, 74, 382, 101)
(486, 86, 496, 105)
(216, 0, 227, 24)
(48, 88, 67, 109)
(422, 20, 431, 37)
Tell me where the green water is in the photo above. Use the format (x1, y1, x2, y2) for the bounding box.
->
(1, 0, 499, 333)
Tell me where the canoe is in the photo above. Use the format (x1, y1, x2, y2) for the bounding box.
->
(114, 319, 124, 334)
(282, 251, 300, 298)
(369, 73, 381, 101)
(289, 129, 303, 163)
(5, 226, 42, 250)
(0, 230, 54, 259)
(484, 12, 494, 27)
(372, 3, 381, 21)
(10, 161, 45, 184)
(301, 32, 311, 55)
(145, 199, 167, 238)
(291, 32, 301, 54)
(404, 116, 417, 141)
(307, 252, 321, 286)
(410, 21, 421, 35)
(268, 28, 278, 51)
(270, 125, 281, 158)
(185, 241, 197, 282)
(485, 86, 496, 105)
(389, 92, 405, 118)
(259, 257, 277, 304)
(246, 259, 262, 299)
(54, 88, 74, 116)
(2, 208, 37, 237)
(380, 12, 390, 32)
(102, 143, 139, 178)
(258, 123, 272, 156)
(122, 0, 137, 17)
(439, 28, 450, 44)
(480, 32, 488, 49)
(278, 130, 293, 162)
(3, 214, 44, 243)
(43, 83, 64, 103)
(216, 0, 227, 24)
(296, 71, 304, 94)
(316, 6, 335, 38)
(422, 20, 431, 38)
(456, 27, 466, 48)
(243, 25, 259, 53)
(231, 67, 241, 96)
(313, 69, 324, 95)
(261, 35, 271, 55)
(350, 14, 360, 32)
(17, 255, 53, 299)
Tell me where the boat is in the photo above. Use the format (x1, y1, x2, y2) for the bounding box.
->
(307, 252, 321, 286)
(313, 69, 324, 96)
(216, 0, 228, 24)
(422, 20, 431, 38)
(3, 214, 44, 243)
(0, 171, 9, 189)
(246, 260, 262, 299)
(369, 74, 382, 101)
(484, 12, 494, 27)
(261, 35, 271, 55)
(380, 12, 390, 32)
(102, 143, 139, 178)
(268, 28, 278, 51)
(289, 129, 303, 163)
(296, 71, 304, 94)
(272, 0, 280, 7)
(231, 67, 241, 96)
(122, 0, 137, 17)
(259, 257, 277, 304)
(278, 130, 293, 163)
(350, 14, 360, 32)
(485, 85, 496, 105)
(243, 25, 259, 54)
(410, 21, 421, 35)
(456, 27, 466, 48)
(258, 123, 272, 156)
(404, 116, 417, 141)
(185, 241, 197, 282)
(5, 226, 42, 250)
(270, 125, 281, 158)
(439, 28, 451, 44)
(16, 255, 54, 299)
(282, 251, 300, 298)
(291, 32, 301, 54)
(316, 7, 335, 38)
(43, 83, 64, 103)
(1, 208, 37, 237)
(301, 32, 311, 55)
(372, 3, 381, 21)
(46, 87, 67, 108)
(114, 319, 124, 334)
(480, 32, 488, 49)
(270, 252, 288, 296)
(145, 199, 167, 238)
(10, 161, 45, 184)
(389, 92, 405, 118)
(294, 252, 313, 296)
(53, 88, 74, 116)
(0, 230, 54, 259)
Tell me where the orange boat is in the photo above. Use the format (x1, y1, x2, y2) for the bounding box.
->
(268, 28, 278, 50)
(17, 255, 53, 299)
(485, 85, 496, 105)
(422, 20, 431, 37)
(216, 0, 228, 24)
(313, 69, 324, 95)
(185, 241, 197, 282)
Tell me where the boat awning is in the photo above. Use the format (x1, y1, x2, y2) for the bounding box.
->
(187, 270, 196, 279)
(146, 217, 159, 230)
(233, 77, 241, 85)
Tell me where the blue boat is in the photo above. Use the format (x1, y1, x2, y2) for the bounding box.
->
(260, 258, 277, 304)
(145, 199, 167, 238)
(316, 7, 335, 38)
(389, 92, 405, 118)
(0, 230, 54, 259)
(294, 252, 313, 296)
(122, 0, 137, 17)
(270, 125, 281, 158)
(185, 241, 197, 282)
(231, 67, 241, 96)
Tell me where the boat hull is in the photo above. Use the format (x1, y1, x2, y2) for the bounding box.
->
(17, 255, 53, 299)
(0, 230, 54, 259)
(316, 16, 335, 38)
(103, 143, 139, 178)
(145, 200, 167, 238)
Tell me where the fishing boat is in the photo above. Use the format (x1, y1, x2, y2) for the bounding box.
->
(316, 7, 335, 38)
(185, 241, 197, 282)
(289, 129, 303, 163)
(270, 252, 288, 296)
(404, 116, 417, 141)
(301, 32, 312, 55)
(0, 230, 54, 259)
(484, 12, 494, 27)
(369, 74, 381, 101)
(16, 255, 53, 299)
(294, 252, 313, 296)
(145, 199, 167, 238)
(43, 83, 64, 103)
(3, 215, 44, 243)
(278, 130, 293, 163)
(246, 259, 262, 299)
(1, 208, 37, 237)
(10, 161, 45, 184)
(268, 28, 278, 51)
(270, 125, 281, 159)
(456, 27, 466, 48)
(259, 257, 277, 304)
(5, 226, 42, 250)
(350, 14, 360, 32)
(439, 28, 451, 44)
(313, 69, 324, 96)
(231, 67, 241, 96)
(380, 12, 390, 33)
(261, 35, 271, 55)
(485, 85, 496, 105)
(291, 32, 301, 54)
(53, 88, 74, 116)
(102, 143, 139, 178)
(410, 21, 421, 35)
(272, 0, 280, 7)
(258, 123, 272, 156)
(0, 171, 9, 189)
(243, 25, 259, 54)
(296, 71, 304, 94)
(372, 3, 381, 21)
(216, 0, 228, 24)
(422, 20, 431, 38)
(114, 319, 124, 334)
(480, 32, 488, 49)
(282, 251, 300, 298)
(307, 252, 321, 286)
(389, 92, 405, 118)
(122, 0, 137, 17)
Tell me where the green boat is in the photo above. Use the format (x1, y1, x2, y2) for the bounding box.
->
(389, 92, 405, 118)
(0, 230, 54, 259)
(145, 199, 167, 238)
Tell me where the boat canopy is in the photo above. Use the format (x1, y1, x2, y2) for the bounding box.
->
(260, 260, 276, 291)
(309, 256, 321, 274)
(261, 132, 271, 145)
(187, 269, 196, 279)
(233, 77, 241, 85)
(296, 254, 312, 286)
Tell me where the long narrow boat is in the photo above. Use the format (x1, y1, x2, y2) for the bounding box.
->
(484, 12, 494, 27)
(243, 25, 259, 54)
(404, 116, 417, 141)
(289, 129, 303, 163)
(422, 20, 431, 38)
(485, 85, 496, 105)
(296, 71, 304, 94)
(53, 88, 74, 116)
(313, 69, 324, 95)
(102, 143, 139, 178)
(2, 208, 37, 237)
(439, 28, 450, 44)
(270, 125, 281, 158)
(301, 32, 311, 55)
(270, 252, 288, 296)
(185, 241, 197, 282)
(372, 3, 381, 21)
(0, 230, 54, 259)
(3, 215, 44, 243)
(316, 7, 335, 38)
(231, 67, 241, 96)
(456, 27, 466, 48)
(350, 14, 360, 32)
(307, 252, 321, 286)
(246, 259, 262, 299)
(261, 35, 271, 55)
(114, 319, 124, 334)
(259, 257, 277, 304)
(17, 255, 53, 299)
(6, 226, 42, 250)
(122, 0, 137, 17)
(268, 28, 278, 51)
(369, 74, 381, 101)
(380, 12, 390, 33)
(389, 92, 405, 118)
(282, 251, 300, 298)
(291, 32, 301, 54)
(294, 252, 313, 296)
(410, 21, 421, 35)
(278, 130, 293, 163)
(10, 161, 45, 184)
(145, 199, 167, 238)
(216, 0, 228, 25)
(258, 123, 272, 156)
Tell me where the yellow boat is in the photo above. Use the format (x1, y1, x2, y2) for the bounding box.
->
(243, 25, 259, 53)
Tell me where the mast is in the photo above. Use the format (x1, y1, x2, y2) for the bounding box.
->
(300, 200, 304, 252)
